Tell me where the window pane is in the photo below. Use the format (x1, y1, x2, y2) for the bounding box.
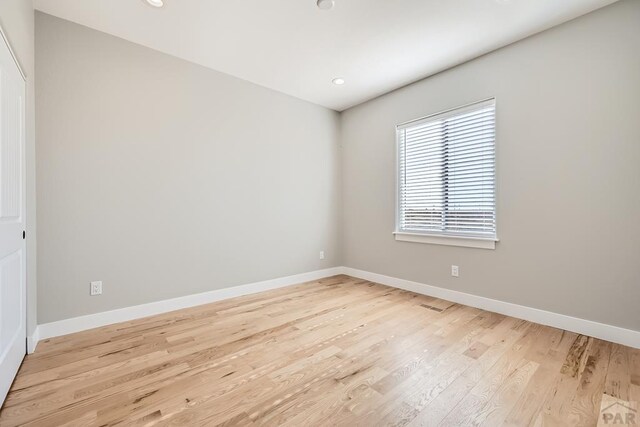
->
(400, 121, 445, 232)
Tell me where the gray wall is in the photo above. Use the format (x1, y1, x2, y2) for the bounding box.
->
(341, 0, 640, 331)
(36, 1, 640, 332)
(0, 0, 37, 337)
(36, 13, 341, 323)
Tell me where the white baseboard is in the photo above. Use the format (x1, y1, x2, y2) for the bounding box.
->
(27, 327, 40, 354)
(342, 267, 640, 349)
(31, 266, 640, 351)
(35, 267, 344, 345)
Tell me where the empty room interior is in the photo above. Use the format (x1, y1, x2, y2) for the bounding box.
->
(0, 0, 639, 425)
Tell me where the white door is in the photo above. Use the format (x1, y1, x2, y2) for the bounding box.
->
(0, 31, 26, 405)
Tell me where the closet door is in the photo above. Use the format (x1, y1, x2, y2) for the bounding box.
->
(0, 29, 26, 406)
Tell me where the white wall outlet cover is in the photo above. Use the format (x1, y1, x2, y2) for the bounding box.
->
(319, 251, 325, 260)
(90, 281, 103, 296)
(451, 265, 459, 277)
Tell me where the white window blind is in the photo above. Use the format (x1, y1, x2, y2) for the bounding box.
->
(396, 99, 496, 240)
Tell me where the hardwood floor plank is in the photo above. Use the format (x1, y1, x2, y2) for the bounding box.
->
(437, 323, 543, 426)
(566, 339, 612, 426)
(502, 328, 578, 426)
(604, 343, 631, 400)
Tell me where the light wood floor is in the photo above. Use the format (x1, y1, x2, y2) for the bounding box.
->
(1, 275, 638, 426)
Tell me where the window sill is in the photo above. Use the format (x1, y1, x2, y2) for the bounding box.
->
(393, 232, 497, 249)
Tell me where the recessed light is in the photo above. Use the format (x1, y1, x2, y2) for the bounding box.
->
(145, 0, 164, 8)
(317, 0, 335, 11)
(332, 78, 345, 85)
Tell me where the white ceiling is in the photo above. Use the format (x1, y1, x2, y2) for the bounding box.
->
(34, 0, 618, 111)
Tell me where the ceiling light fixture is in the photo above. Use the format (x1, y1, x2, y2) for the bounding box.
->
(317, 0, 335, 11)
(145, 0, 164, 8)
(332, 77, 345, 85)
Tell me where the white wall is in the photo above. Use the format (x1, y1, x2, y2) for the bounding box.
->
(36, 13, 340, 323)
(341, 0, 640, 331)
(0, 0, 37, 337)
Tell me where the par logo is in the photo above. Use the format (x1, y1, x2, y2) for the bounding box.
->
(599, 400, 637, 426)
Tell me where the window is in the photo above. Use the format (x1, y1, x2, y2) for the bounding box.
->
(395, 99, 497, 249)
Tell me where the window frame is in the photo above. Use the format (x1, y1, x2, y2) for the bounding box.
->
(394, 98, 498, 250)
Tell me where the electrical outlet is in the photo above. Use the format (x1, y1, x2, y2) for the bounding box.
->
(319, 251, 325, 260)
(90, 281, 102, 296)
(451, 265, 459, 277)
